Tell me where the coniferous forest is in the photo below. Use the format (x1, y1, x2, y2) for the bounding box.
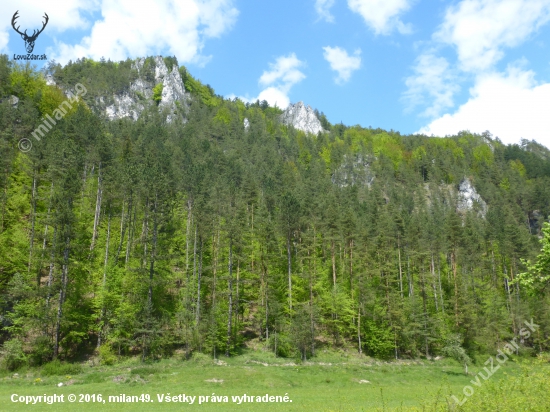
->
(1, 55, 550, 369)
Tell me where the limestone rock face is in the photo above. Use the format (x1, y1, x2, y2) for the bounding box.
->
(104, 56, 189, 122)
(457, 178, 487, 217)
(9, 95, 19, 108)
(280, 101, 325, 135)
(332, 155, 374, 188)
(45, 74, 56, 86)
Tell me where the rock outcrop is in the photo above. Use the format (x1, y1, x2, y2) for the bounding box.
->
(0, 95, 19, 108)
(280, 101, 325, 135)
(332, 155, 374, 188)
(457, 178, 487, 217)
(103, 56, 189, 122)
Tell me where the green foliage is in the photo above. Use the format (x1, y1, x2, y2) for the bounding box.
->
(362, 320, 395, 359)
(48, 57, 138, 100)
(372, 132, 403, 169)
(213, 105, 231, 125)
(441, 334, 472, 375)
(456, 360, 550, 411)
(9, 63, 46, 100)
(98, 345, 117, 366)
(130, 366, 160, 375)
(180, 67, 220, 107)
(41, 360, 83, 376)
(152, 83, 163, 104)
(0, 338, 27, 371)
(515, 222, 550, 294)
(163, 56, 178, 72)
(0, 55, 12, 96)
(28, 336, 53, 366)
(1, 56, 550, 369)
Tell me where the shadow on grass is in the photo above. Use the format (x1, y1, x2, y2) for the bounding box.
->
(441, 370, 464, 376)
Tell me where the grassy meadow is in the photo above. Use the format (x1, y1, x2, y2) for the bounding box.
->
(1, 350, 549, 411)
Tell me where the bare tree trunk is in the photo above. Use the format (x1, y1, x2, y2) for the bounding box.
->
(349, 239, 354, 291)
(125, 201, 135, 265)
(437, 254, 444, 313)
(192, 225, 197, 314)
(186, 200, 192, 275)
(261, 246, 269, 341)
(116, 199, 125, 259)
(251, 204, 254, 271)
(28, 170, 37, 274)
(452, 250, 459, 326)
(226, 237, 233, 357)
(431, 253, 439, 312)
(79, 163, 87, 217)
(46, 227, 57, 308)
(90, 163, 102, 251)
(54, 236, 70, 359)
(148, 198, 158, 307)
(420, 265, 429, 358)
(331, 240, 336, 287)
(357, 303, 362, 355)
(0, 171, 7, 233)
(141, 198, 149, 270)
(287, 233, 292, 311)
(212, 228, 219, 310)
(236, 259, 240, 328)
(97, 213, 111, 349)
(309, 229, 316, 356)
(407, 253, 413, 297)
(398, 236, 403, 299)
(196, 235, 203, 325)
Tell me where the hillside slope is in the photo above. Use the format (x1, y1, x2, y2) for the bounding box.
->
(0, 55, 549, 366)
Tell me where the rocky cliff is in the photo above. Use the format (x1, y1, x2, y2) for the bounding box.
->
(280, 101, 326, 135)
(45, 56, 189, 122)
(332, 155, 375, 188)
(103, 56, 190, 122)
(457, 178, 488, 217)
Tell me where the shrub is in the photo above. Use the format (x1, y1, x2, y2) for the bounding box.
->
(28, 336, 53, 366)
(189, 352, 212, 366)
(98, 345, 117, 366)
(152, 83, 163, 104)
(1, 338, 27, 371)
(130, 366, 160, 375)
(269, 332, 293, 358)
(41, 360, 82, 376)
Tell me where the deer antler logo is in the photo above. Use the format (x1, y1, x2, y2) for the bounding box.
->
(11, 11, 49, 54)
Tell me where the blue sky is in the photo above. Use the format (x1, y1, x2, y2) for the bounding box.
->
(2, 0, 550, 147)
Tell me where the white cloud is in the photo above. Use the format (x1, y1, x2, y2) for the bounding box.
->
(257, 87, 291, 109)
(323, 46, 361, 84)
(402, 53, 460, 118)
(315, 0, 335, 22)
(259, 53, 306, 88)
(229, 53, 306, 109)
(0, 30, 8, 52)
(435, 0, 550, 72)
(417, 65, 550, 146)
(347, 0, 413, 35)
(0, 0, 99, 52)
(41, 0, 238, 65)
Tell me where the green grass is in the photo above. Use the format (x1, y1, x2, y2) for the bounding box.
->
(0, 351, 548, 411)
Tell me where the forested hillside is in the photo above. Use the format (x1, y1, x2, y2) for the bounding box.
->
(1, 55, 549, 368)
